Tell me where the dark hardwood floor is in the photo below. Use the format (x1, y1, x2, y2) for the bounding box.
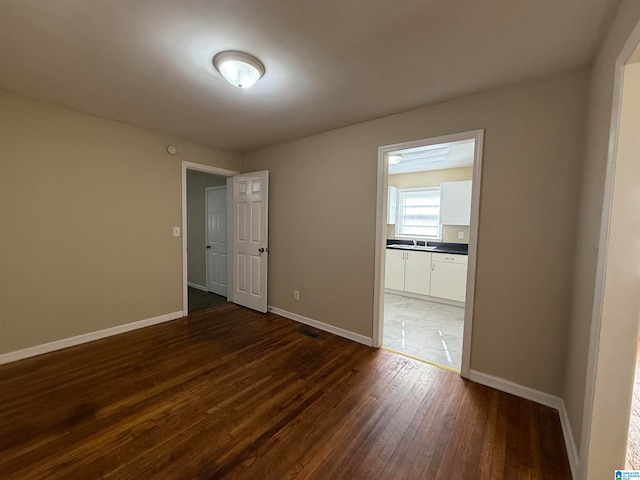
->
(0, 303, 572, 479)
(188, 286, 227, 313)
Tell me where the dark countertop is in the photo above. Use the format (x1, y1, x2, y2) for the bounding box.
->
(386, 240, 468, 255)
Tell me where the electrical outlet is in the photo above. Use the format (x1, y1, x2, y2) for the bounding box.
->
(293, 290, 300, 300)
(458, 231, 465, 239)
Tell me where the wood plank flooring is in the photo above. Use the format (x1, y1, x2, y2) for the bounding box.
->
(188, 287, 227, 313)
(0, 303, 572, 479)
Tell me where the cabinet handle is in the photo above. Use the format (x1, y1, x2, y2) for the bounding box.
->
(432, 263, 435, 271)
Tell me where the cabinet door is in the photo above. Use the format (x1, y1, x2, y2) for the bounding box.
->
(440, 180, 472, 225)
(387, 186, 397, 224)
(385, 249, 405, 290)
(430, 261, 467, 302)
(404, 251, 431, 295)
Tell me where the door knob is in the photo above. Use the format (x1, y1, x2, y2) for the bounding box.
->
(258, 248, 265, 253)
(206, 245, 211, 249)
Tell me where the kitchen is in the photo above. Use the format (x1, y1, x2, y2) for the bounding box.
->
(383, 138, 474, 372)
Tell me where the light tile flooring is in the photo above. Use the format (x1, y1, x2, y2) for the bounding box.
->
(383, 292, 464, 370)
(627, 338, 640, 469)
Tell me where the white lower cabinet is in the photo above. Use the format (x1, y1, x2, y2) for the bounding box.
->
(430, 253, 468, 302)
(385, 249, 406, 291)
(385, 248, 468, 302)
(384, 250, 431, 295)
(404, 251, 431, 295)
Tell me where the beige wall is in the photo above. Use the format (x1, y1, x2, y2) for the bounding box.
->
(186, 171, 227, 288)
(243, 67, 588, 396)
(586, 60, 640, 478)
(565, 1, 640, 474)
(560, 2, 640, 477)
(388, 167, 472, 243)
(0, 89, 241, 354)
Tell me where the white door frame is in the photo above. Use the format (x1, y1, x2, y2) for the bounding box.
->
(182, 161, 239, 315)
(373, 129, 484, 378)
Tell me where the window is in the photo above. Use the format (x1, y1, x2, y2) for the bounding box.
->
(396, 187, 440, 238)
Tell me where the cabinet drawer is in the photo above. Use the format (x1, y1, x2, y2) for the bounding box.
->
(432, 252, 468, 264)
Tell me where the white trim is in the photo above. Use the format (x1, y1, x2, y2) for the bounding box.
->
(469, 369, 577, 479)
(469, 369, 561, 409)
(461, 130, 484, 378)
(268, 306, 373, 347)
(578, 19, 640, 480)
(187, 282, 208, 292)
(182, 161, 238, 315)
(373, 129, 484, 380)
(0, 311, 183, 365)
(559, 399, 579, 479)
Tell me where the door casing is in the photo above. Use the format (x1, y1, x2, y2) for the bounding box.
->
(372, 129, 484, 379)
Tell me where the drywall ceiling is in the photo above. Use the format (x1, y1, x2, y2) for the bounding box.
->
(389, 140, 474, 175)
(0, 0, 619, 151)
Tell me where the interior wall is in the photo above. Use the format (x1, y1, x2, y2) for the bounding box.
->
(0, 89, 241, 355)
(560, 2, 640, 475)
(186, 171, 226, 288)
(243, 67, 588, 397)
(387, 166, 472, 242)
(585, 60, 640, 477)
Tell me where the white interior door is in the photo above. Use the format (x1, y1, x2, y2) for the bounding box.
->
(231, 171, 268, 312)
(206, 186, 227, 297)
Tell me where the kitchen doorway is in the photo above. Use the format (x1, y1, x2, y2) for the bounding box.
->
(373, 130, 484, 377)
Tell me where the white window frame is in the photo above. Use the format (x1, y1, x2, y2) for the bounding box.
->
(395, 186, 441, 239)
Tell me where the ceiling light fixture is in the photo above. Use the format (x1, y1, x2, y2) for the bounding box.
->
(213, 50, 265, 89)
(388, 154, 403, 165)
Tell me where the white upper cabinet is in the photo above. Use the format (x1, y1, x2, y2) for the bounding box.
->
(387, 186, 397, 224)
(440, 180, 472, 226)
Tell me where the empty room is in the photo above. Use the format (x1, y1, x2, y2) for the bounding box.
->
(2, 1, 640, 479)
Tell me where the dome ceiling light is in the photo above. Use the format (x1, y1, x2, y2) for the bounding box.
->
(213, 51, 265, 89)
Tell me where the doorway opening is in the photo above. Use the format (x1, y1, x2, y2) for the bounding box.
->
(373, 130, 483, 377)
(186, 171, 228, 313)
(182, 162, 270, 316)
(620, 47, 640, 471)
(182, 162, 238, 314)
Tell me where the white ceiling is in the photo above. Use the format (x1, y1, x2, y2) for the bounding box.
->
(0, 0, 619, 151)
(389, 139, 475, 175)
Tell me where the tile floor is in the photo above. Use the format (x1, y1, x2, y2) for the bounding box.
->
(627, 338, 640, 469)
(383, 292, 464, 370)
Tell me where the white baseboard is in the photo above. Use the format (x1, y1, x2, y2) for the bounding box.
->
(268, 306, 372, 347)
(0, 311, 184, 365)
(187, 282, 208, 292)
(558, 399, 578, 479)
(469, 370, 577, 478)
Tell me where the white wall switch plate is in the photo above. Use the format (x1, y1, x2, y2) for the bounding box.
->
(173, 227, 180, 237)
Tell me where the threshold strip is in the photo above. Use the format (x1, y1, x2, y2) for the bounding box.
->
(380, 346, 460, 374)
